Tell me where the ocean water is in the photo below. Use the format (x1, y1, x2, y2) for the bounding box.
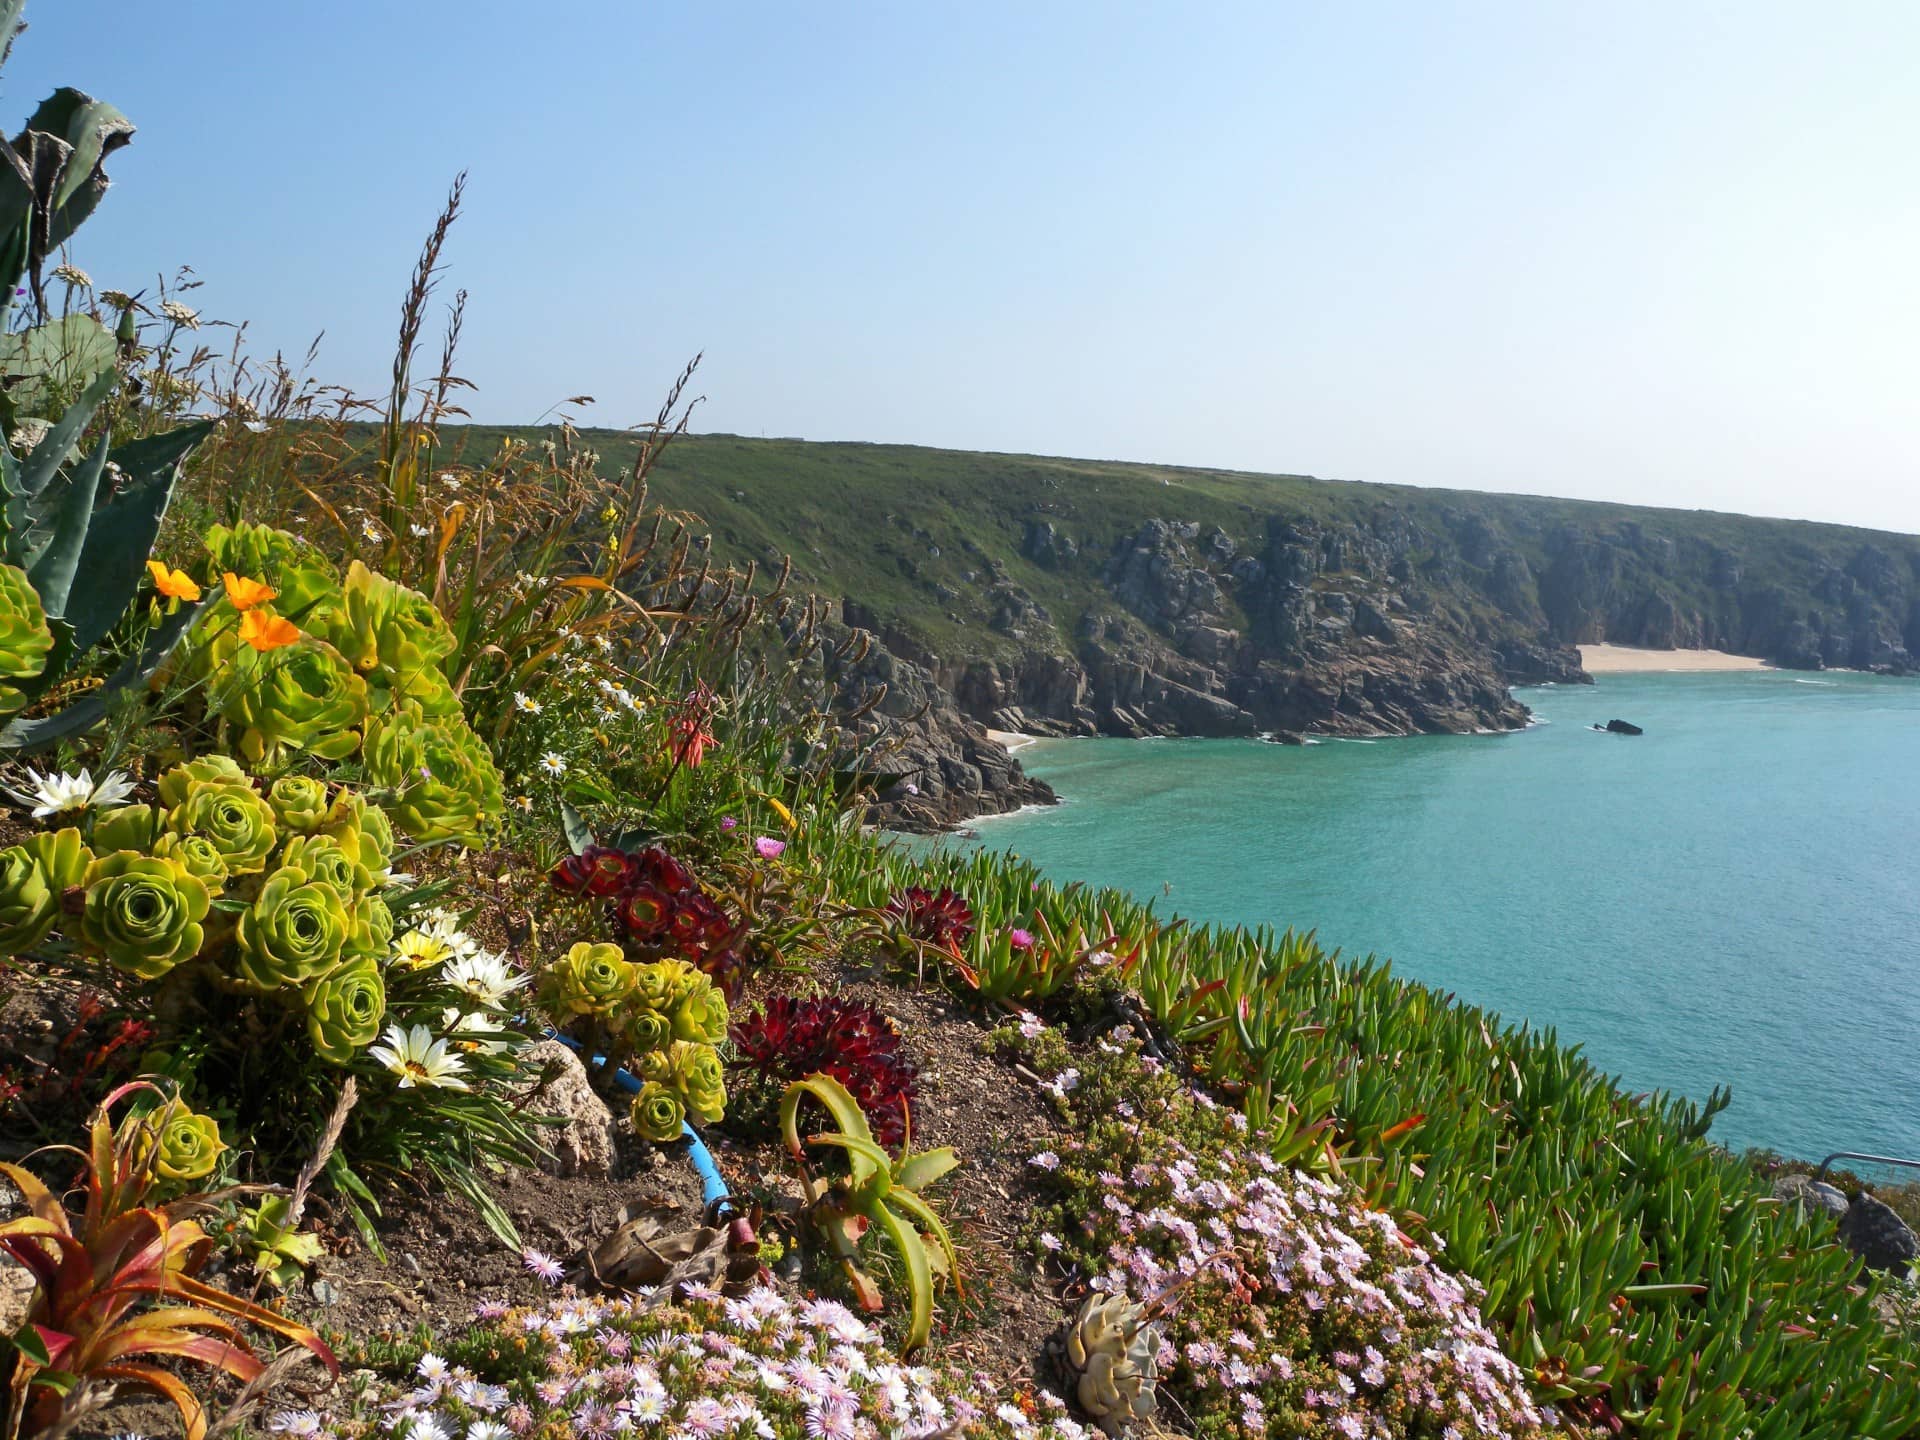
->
(960, 671, 1920, 1163)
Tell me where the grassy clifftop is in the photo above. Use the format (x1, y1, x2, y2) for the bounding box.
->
(439, 429, 1920, 672)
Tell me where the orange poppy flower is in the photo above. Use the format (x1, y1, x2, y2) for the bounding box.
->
(222, 573, 278, 611)
(145, 560, 202, 602)
(239, 609, 300, 652)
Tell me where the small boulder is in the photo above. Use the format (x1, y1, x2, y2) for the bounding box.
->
(1837, 1192, 1920, 1276)
(1603, 718, 1643, 735)
(520, 1039, 617, 1179)
(1772, 1173, 1850, 1222)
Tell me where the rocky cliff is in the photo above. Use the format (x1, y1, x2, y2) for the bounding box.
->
(590, 433, 1920, 824)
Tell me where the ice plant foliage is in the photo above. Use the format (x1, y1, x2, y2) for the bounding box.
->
(732, 995, 920, 1146)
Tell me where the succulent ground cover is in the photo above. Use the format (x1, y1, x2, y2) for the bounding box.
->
(1, 16, 1917, 1439)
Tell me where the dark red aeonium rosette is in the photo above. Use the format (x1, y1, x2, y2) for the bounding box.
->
(731, 995, 919, 1146)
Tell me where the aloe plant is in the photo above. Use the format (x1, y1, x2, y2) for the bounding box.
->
(779, 1073, 961, 1352)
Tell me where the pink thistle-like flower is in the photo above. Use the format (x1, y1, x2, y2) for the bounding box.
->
(720, 816, 737, 831)
(1007, 927, 1034, 950)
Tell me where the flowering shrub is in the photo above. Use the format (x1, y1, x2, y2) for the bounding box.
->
(299, 1286, 1085, 1440)
(1024, 1035, 1558, 1440)
(549, 842, 740, 978)
(731, 995, 919, 1146)
(0, 763, 539, 1239)
(536, 942, 729, 1137)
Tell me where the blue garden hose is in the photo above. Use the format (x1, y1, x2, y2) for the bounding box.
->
(545, 1031, 732, 1209)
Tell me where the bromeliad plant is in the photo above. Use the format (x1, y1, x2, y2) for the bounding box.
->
(779, 1073, 960, 1353)
(0, 764, 540, 1244)
(0, 1082, 339, 1440)
(536, 941, 728, 1140)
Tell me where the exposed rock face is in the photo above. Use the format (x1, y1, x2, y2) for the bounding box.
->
(1771, 1173, 1850, 1222)
(808, 611, 1055, 831)
(521, 1040, 617, 1179)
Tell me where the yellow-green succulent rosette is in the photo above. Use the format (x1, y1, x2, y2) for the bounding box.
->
(303, 955, 387, 1065)
(0, 562, 53, 717)
(80, 852, 210, 980)
(541, 941, 637, 1018)
(149, 1102, 225, 1182)
(233, 864, 349, 991)
(630, 1081, 686, 1144)
(166, 779, 279, 877)
(267, 774, 332, 833)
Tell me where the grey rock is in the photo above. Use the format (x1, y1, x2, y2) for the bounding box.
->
(520, 1040, 618, 1178)
(1838, 1193, 1919, 1276)
(1772, 1174, 1849, 1222)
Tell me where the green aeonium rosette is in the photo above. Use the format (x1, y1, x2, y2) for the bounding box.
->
(540, 941, 638, 1018)
(316, 561, 461, 718)
(156, 755, 250, 808)
(219, 636, 369, 767)
(669, 969, 728, 1047)
(320, 790, 396, 874)
(621, 1008, 672, 1053)
(302, 955, 387, 1065)
(79, 852, 210, 980)
(630, 1081, 686, 1144)
(165, 776, 278, 876)
(267, 775, 331, 833)
(91, 804, 164, 854)
(233, 864, 348, 991)
(361, 701, 504, 846)
(150, 1102, 225, 1183)
(0, 827, 90, 953)
(152, 832, 230, 885)
(279, 833, 373, 899)
(0, 562, 53, 717)
(640, 1040, 726, 1126)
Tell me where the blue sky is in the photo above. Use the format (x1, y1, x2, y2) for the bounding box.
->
(18, 2, 1920, 531)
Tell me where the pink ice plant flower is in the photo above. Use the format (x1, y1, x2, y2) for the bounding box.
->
(752, 835, 786, 858)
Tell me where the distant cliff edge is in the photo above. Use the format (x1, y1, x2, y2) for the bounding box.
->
(449, 430, 1920, 825)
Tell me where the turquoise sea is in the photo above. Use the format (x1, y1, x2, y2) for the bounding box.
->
(959, 671, 1920, 1163)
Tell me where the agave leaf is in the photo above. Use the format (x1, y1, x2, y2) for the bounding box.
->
(0, 596, 205, 754)
(24, 425, 108, 618)
(18, 88, 133, 273)
(17, 358, 113, 500)
(59, 420, 211, 652)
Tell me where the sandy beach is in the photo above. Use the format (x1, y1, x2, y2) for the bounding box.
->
(1580, 644, 1771, 673)
(987, 728, 1040, 752)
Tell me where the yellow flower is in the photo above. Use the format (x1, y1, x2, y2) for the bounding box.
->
(146, 560, 202, 602)
(222, 573, 278, 611)
(239, 609, 300, 653)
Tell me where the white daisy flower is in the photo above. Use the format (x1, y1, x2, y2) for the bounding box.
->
(368, 1023, 470, 1091)
(539, 752, 568, 776)
(5, 767, 136, 819)
(441, 951, 529, 1007)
